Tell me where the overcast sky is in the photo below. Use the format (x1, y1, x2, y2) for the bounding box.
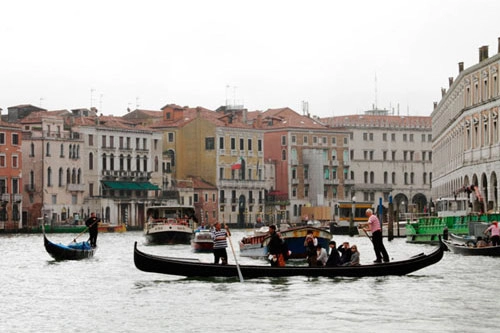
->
(1, 0, 499, 118)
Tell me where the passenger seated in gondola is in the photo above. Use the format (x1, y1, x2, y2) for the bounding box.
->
(304, 230, 318, 266)
(338, 241, 351, 265)
(475, 236, 488, 248)
(316, 244, 328, 266)
(342, 244, 360, 266)
(326, 240, 341, 267)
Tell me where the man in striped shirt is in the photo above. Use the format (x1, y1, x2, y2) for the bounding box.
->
(211, 222, 231, 265)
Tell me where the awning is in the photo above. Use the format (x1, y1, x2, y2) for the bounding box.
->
(102, 181, 161, 191)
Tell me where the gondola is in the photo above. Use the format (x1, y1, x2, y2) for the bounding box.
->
(43, 225, 96, 260)
(133, 241, 445, 279)
(443, 239, 500, 256)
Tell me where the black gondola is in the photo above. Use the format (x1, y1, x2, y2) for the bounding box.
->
(43, 226, 96, 260)
(133, 241, 445, 279)
(443, 239, 500, 256)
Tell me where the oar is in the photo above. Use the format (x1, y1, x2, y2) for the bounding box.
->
(224, 216, 244, 282)
(72, 219, 98, 243)
(362, 226, 373, 242)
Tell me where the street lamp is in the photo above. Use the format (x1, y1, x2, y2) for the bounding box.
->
(350, 196, 356, 236)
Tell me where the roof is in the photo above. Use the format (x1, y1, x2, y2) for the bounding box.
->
(322, 114, 431, 129)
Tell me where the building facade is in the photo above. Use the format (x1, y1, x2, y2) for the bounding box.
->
(0, 120, 22, 230)
(324, 109, 433, 218)
(432, 39, 500, 212)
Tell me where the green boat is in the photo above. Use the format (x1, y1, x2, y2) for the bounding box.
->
(406, 214, 500, 244)
(30, 224, 87, 234)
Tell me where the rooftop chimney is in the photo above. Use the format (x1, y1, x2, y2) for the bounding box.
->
(479, 45, 489, 62)
(449, 77, 454, 87)
(441, 87, 446, 97)
(433, 102, 437, 110)
(458, 62, 464, 73)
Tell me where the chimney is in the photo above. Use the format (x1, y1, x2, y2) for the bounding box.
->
(441, 88, 446, 97)
(458, 62, 464, 73)
(433, 102, 437, 110)
(448, 77, 454, 87)
(479, 45, 489, 62)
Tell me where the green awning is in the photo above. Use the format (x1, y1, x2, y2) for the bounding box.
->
(102, 181, 161, 191)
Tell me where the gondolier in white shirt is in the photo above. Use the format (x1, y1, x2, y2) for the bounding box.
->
(211, 222, 230, 265)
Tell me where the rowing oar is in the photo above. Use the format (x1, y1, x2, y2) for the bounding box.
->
(361, 226, 373, 242)
(224, 215, 244, 282)
(72, 219, 98, 243)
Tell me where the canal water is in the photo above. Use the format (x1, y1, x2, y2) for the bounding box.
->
(1, 230, 499, 333)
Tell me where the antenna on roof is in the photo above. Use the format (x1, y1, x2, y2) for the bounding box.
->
(90, 88, 95, 108)
(302, 101, 309, 116)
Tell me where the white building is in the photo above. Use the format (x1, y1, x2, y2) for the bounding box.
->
(432, 39, 500, 212)
(324, 109, 433, 217)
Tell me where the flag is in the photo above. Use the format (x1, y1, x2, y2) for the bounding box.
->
(231, 158, 242, 170)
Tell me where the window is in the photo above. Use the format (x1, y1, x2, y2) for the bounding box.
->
(231, 138, 236, 150)
(219, 137, 224, 149)
(247, 139, 252, 151)
(403, 134, 407, 142)
(291, 135, 296, 144)
(168, 133, 174, 142)
(384, 172, 388, 184)
(369, 151, 373, 160)
(0, 133, 4, 144)
(313, 136, 318, 144)
(332, 137, 336, 145)
(392, 172, 396, 184)
(363, 133, 368, 141)
(205, 137, 215, 150)
(409, 134, 414, 142)
(383, 133, 387, 141)
(391, 133, 396, 141)
(281, 136, 286, 145)
(258, 139, 262, 152)
(392, 151, 396, 160)
(369, 133, 373, 141)
(0, 154, 5, 167)
(12, 155, 18, 168)
(30, 143, 35, 157)
(383, 151, 387, 161)
(239, 138, 244, 150)
(194, 193, 199, 203)
(421, 134, 426, 142)
(12, 133, 19, 145)
(303, 136, 308, 144)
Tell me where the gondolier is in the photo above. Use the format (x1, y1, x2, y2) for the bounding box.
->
(211, 222, 230, 265)
(85, 212, 100, 248)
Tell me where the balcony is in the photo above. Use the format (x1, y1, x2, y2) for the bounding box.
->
(219, 179, 266, 189)
(14, 194, 22, 202)
(67, 184, 85, 192)
(1, 193, 10, 202)
(331, 160, 339, 166)
(25, 184, 36, 192)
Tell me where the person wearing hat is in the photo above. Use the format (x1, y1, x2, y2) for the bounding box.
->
(85, 212, 100, 247)
(484, 221, 499, 246)
(326, 240, 341, 267)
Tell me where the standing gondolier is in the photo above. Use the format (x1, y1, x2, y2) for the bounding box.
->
(85, 212, 100, 248)
(211, 222, 230, 264)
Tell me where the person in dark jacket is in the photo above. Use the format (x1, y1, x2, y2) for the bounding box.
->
(338, 241, 352, 265)
(85, 212, 100, 247)
(267, 225, 285, 267)
(326, 240, 341, 267)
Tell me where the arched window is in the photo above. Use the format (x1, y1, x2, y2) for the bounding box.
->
(58, 167, 64, 187)
(60, 144, 64, 157)
(77, 168, 82, 184)
(89, 152, 94, 170)
(281, 149, 286, 160)
(47, 167, 52, 186)
(30, 143, 35, 157)
(102, 154, 107, 170)
(66, 168, 71, 184)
